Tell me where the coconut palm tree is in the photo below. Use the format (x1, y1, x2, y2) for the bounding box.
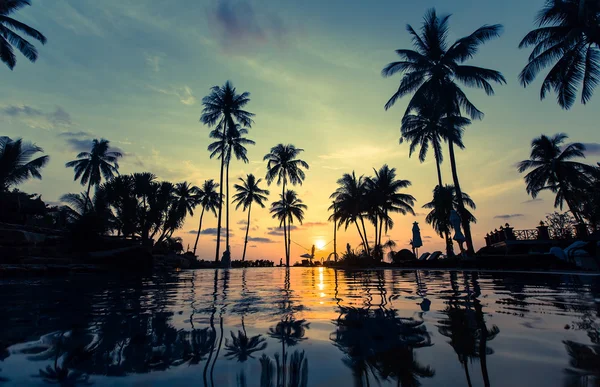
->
(193, 179, 221, 257)
(0, 0, 47, 70)
(423, 185, 476, 257)
(201, 81, 254, 262)
(232, 174, 269, 261)
(209, 124, 255, 252)
(65, 139, 122, 211)
(383, 8, 505, 254)
(366, 165, 415, 247)
(401, 105, 470, 188)
(329, 172, 370, 253)
(270, 190, 307, 267)
(224, 331, 267, 362)
(0, 136, 48, 192)
(517, 133, 594, 223)
(519, 0, 600, 109)
(264, 144, 309, 263)
(101, 175, 137, 237)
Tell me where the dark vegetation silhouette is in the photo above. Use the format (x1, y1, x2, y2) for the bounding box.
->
(193, 179, 221, 256)
(270, 190, 307, 267)
(0, 0, 47, 70)
(519, 0, 600, 109)
(330, 165, 414, 262)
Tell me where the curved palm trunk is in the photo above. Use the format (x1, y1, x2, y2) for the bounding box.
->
(241, 203, 252, 261)
(193, 207, 206, 256)
(215, 150, 225, 263)
(463, 359, 473, 387)
(448, 142, 474, 255)
(374, 218, 378, 250)
(559, 180, 584, 223)
(354, 220, 367, 252)
(85, 179, 93, 212)
(359, 216, 370, 254)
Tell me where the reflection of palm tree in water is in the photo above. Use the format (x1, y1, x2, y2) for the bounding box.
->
(267, 318, 310, 387)
(563, 340, 600, 386)
(331, 306, 434, 387)
(203, 269, 230, 387)
(437, 272, 499, 387)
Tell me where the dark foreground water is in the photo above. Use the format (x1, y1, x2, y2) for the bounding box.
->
(1, 269, 600, 386)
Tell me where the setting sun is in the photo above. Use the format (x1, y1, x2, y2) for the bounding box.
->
(315, 239, 326, 250)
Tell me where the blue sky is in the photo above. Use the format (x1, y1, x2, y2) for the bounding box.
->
(3, 0, 600, 261)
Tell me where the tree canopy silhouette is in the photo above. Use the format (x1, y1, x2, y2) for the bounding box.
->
(0, 0, 47, 70)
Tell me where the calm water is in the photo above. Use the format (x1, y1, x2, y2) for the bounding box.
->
(1, 268, 600, 386)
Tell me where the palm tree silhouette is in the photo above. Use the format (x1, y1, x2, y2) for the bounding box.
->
(233, 174, 270, 261)
(0, 0, 47, 70)
(366, 165, 415, 247)
(264, 144, 309, 264)
(0, 136, 48, 192)
(201, 81, 254, 262)
(423, 185, 476, 257)
(209, 124, 255, 253)
(519, 0, 600, 109)
(330, 172, 371, 254)
(101, 175, 137, 237)
(270, 190, 307, 266)
(65, 139, 122, 211)
(268, 318, 310, 386)
(224, 330, 267, 362)
(518, 133, 595, 223)
(401, 105, 470, 188)
(563, 340, 600, 386)
(175, 328, 216, 366)
(157, 181, 199, 244)
(193, 179, 221, 256)
(382, 8, 505, 254)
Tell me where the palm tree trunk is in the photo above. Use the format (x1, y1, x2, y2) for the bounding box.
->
(378, 216, 384, 246)
(374, 217, 378, 249)
(242, 203, 252, 261)
(435, 154, 443, 188)
(193, 207, 206, 256)
(560, 181, 584, 223)
(282, 181, 288, 266)
(226, 155, 231, 254)
(85, 179, 93, 212)
(463, 360, 473, 387)
(287, 219, 292, 267)
(448, 142, 474, 255)
(355, 220, 367, 252)
(359, 216, 370, 254)
(215, 152, 225, 263)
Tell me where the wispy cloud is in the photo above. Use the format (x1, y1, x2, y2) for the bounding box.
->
(202, 228, 234, 236)
(580, 142, 600, 156)
(267, 226, 298, 236)
(2, 105, 72, 129)
(206, 0, 288, 51)
(318, 145, 401, 162)
(302, 222, 327, 227)
(58, 131, 124, 154)
(148, 85, 196, 105)
(248, 236, 275, 243)
(494, 214, 524, 219)
(145, 53, 164, 72)
(471, 179, 523, 199)
(522, 198, 543, 204)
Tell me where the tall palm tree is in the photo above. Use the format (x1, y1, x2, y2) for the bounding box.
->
(193, 179, 221, 257)
(270, 190, 307, 267)
(132, 172, 156, 242)
(367, 165, 415, 246)
(519, 0, 600, 109)
(401, 105, 470, 187)
(0, 0, 47, 70)
(0, 136, 48, 192)
(264, 144, 309, 263)
(329, 172, 370, 253)
(65, 139, 122, 211)
(232, 174, 269, 261)
(383, 8, 505, 254)
(518, 133, 594, 223)
(101, 175, 137, 237)
(201, 81, 254, 262)
(423, 185, 476, 257)
(209, 124, 255, 252)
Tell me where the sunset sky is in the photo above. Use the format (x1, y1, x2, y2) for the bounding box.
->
(3, 0, 600, 263)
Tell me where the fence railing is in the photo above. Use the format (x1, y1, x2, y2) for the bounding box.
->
(514, 229, 538, 241)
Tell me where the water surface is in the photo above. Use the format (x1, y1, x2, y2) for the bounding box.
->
(1, 268, 599, 386)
